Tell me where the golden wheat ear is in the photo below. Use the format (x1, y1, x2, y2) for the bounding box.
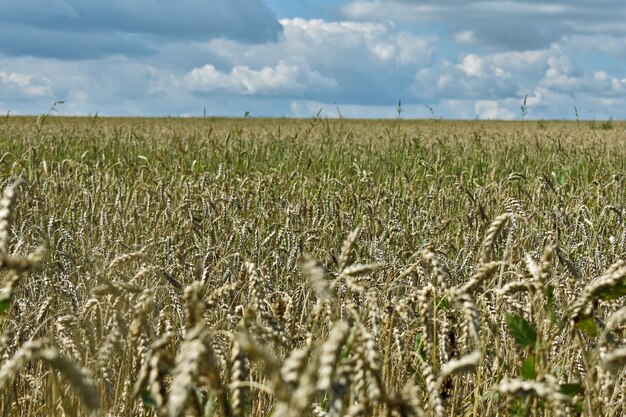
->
(0, 181, 22, 256)
(0, 341, 100, 410)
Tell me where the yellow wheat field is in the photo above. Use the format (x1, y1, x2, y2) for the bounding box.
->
(0, 116, 624, 416)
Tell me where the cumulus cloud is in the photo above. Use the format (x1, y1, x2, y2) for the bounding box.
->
(541, 57, 626, 98)
(0, 0, 282, 58)
(183, 61, 337, 96)
(0, 71, 51, 97)
(474, 100, 516, 120)
(411, 36, 626, 120)
(0, 56, 185, 115)
(184, 18, 435, 102)
(343, 0, 626, 50)
(415, 57, 518, 101)
(413, 47, 563, 102)
(279, 18, 434, 67)
(202, 19, 435, 70)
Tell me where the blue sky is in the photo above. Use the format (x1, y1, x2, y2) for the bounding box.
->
(1, 0, 625, 119)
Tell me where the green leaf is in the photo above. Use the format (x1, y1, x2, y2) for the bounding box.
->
(575, 318, 598, 338)
(571, 401, 584, 414)
(205, 390, 217, 417)
(340, 324, 357, 359)
(437, 296, 451, 310)
(521, 354, 537, 380)
(506, 314, 537, 350)
(509, 398, 531, 417)
(414, 333, 423, 352)
(544, 285, 560, 323)
(141, 390, 157, 408)
(593, 281, 626, 301)
(0, 290, 12, 317)
(560, 383, 583, 397)
(545, 285, 554, 306)
(547, 308, 560, 324)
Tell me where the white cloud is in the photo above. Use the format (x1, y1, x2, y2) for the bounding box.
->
(454, 31, 476, 44)
(409, 32, 626, 120)
(0, 71, 51, 96)
(415, 55, 518, 101)
(414, 47, 555, 102)
(370, 43, 395, 61)
(395, 32, 435, 65)
(184, 65, 240, 92)
(279, 18, 435, 68)
(459, 54, 486, 78)
(474, 100, 516, 120)
(186, 18, 435, 103)
(458, 51, 552, 80)
(202, 19, 434, 70)
(481, 50, 550, 75)
(541, 70, 626, 98)
(184, 61, 336, 95)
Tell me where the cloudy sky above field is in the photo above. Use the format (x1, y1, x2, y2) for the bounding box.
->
(1, 0, 625, 119)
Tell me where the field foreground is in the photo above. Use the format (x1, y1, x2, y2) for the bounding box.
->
(0, 117, 625, 416)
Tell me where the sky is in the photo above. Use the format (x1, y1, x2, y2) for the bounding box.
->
(1, 0, 625, 119)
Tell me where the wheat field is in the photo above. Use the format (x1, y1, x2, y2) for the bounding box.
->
(0, 116, 624, 416)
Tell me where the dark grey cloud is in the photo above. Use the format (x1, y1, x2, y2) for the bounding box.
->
(343, 1, 626, 50)
(0, 0, 282, 58)
(0, 23, 155, 59)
